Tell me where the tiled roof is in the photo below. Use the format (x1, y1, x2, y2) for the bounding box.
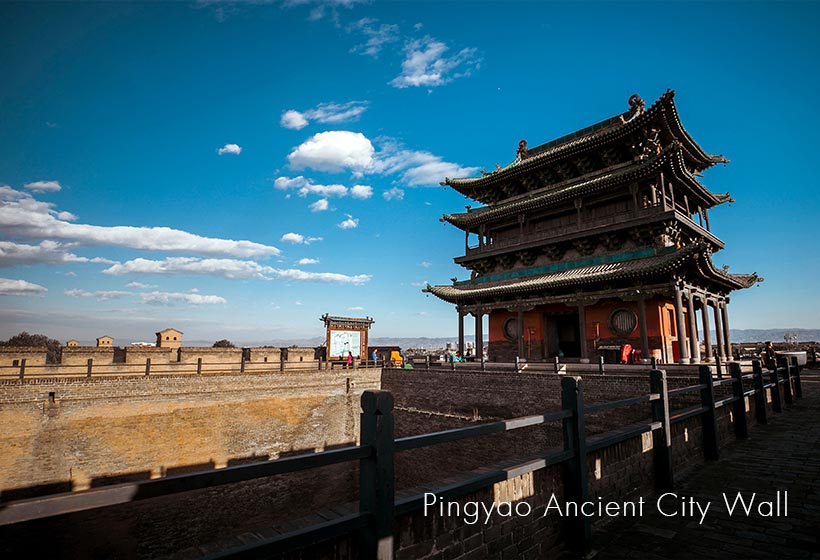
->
(424, 242, 756, 303)
(442, 90, 726, 196)
(442, 142, 719, 230)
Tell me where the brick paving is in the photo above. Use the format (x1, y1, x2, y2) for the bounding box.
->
(588, 370, 820, 560)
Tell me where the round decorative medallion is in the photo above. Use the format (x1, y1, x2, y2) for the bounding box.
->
(608, 308, 638, 336)
(503, 318, 518, 341)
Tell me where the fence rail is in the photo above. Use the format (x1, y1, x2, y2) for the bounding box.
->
(0, 358, 804, 559)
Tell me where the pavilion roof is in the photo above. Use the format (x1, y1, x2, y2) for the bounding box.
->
(441, 90, 727, 201)
(423, 242, 758, 304)
(441, 142, 725, 230)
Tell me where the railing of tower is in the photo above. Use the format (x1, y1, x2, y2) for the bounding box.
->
(0, 358, 804, 559)
(463, 205, 669, 256)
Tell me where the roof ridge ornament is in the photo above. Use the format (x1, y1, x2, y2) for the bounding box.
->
(619, 93, 646, 125)
(516, 139, 529, 160)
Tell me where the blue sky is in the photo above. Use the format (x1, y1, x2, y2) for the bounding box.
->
(1, 1, 819, 344)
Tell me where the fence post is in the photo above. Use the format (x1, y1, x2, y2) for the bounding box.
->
(480, 357, 486, 372)
(699, 365, 719, 460)
(19, 359, 26, 381)
(778, 357, 793, 406)
(86, 358, 93, 378)
(554, 356, 560, 375)
(145, 358, 151, 376)
(729, 362, 748, 439)
(561, 376, 590, 554)
(515, 356, 520, 373)
(197, 358, 202, 375)
(752, 360, 767, 425)
(790, 357, 802, 399)
(649, 369, 673, 492)
(651, 356, 657, 369)
(240, 356, 246, 374)
(714, 354, 723, 379)
(768, 363, 782, 413)
(598, 356, 605, 375)
(425, 355, 430, 372)
(359, 390, 395, 560)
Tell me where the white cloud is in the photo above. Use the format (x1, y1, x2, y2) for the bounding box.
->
(24, 180, 62, 192)
(280, 101, 369, 130)
(338, 214, 359, 229)
(64, 288, 131, 301)
(140, 291, 227, 306)
(420, 261, 432, 268)
(0, 278, 48, 296)
(348, 18, 400, 57)
(217, 143, 242, 155)
(0, 240, 115, 267)
(383, 187, 404, 201)
(280, 110, 309, 130)
(350, 185, 373, 199)
(371, 141, 480, 186)
(104, 257, 274, 279)
(281, 232, 305, 244)
(274, 175, 349, 198)
(348, 306, 364, 311)
(103, 256, 370, 284)
(0, 187, 281, 258)
(297, 258, 319, 265)
(390, 36, 480, 89)
(282, 134, 477, 187)
(126, 281, 157, 289)
(309, 199, 329, 212)
(411, 280, 428, 287)
(287, 131, 374, 172)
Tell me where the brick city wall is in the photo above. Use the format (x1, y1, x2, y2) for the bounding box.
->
(0, 369, 381, 497)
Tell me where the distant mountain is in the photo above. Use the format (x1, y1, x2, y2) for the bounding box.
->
(189, 329, 820, 350)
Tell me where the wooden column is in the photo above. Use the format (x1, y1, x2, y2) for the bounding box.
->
(674, 285, 689, 364)
(517, 310, 524, 358)
(700, 298, 713, 363)
(686, 290, 699, 364)
(458, 310, 465, 356)
(637, 297, 649, 363)
(660, 172, 668, 211)
(721, 300, 732, 360)
(713, 300, 725, 361)
(475, 311, 484, 361)
(703, 208, 711, 231)
(578, 302, 588, 361)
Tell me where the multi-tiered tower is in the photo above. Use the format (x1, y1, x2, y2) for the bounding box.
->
(425, 91, 760, 364)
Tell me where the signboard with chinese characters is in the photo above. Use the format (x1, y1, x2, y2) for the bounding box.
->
(321, 314, 374, 359)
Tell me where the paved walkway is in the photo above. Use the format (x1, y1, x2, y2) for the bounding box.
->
(590, 371, 820, 560)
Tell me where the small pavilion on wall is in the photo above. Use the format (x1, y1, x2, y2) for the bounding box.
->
(424, 90, 761, 365)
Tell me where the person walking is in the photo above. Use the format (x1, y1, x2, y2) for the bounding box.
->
(346, 351, 353, 369)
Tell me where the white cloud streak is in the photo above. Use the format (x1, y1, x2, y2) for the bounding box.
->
(0, 187, 281, 258)
(280, 101, 369, 130)
(348, 18, 400, 57)
(297, 258, 319, 265)
(383, 187, 404, 201)
(0, 278, 48, 296)
(140, 291, 227, 305)
(102, 256, 370, 284)
(390, 36, 480, 89)
(24, 180, 62, 192)
(0, 240, 115, 267)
